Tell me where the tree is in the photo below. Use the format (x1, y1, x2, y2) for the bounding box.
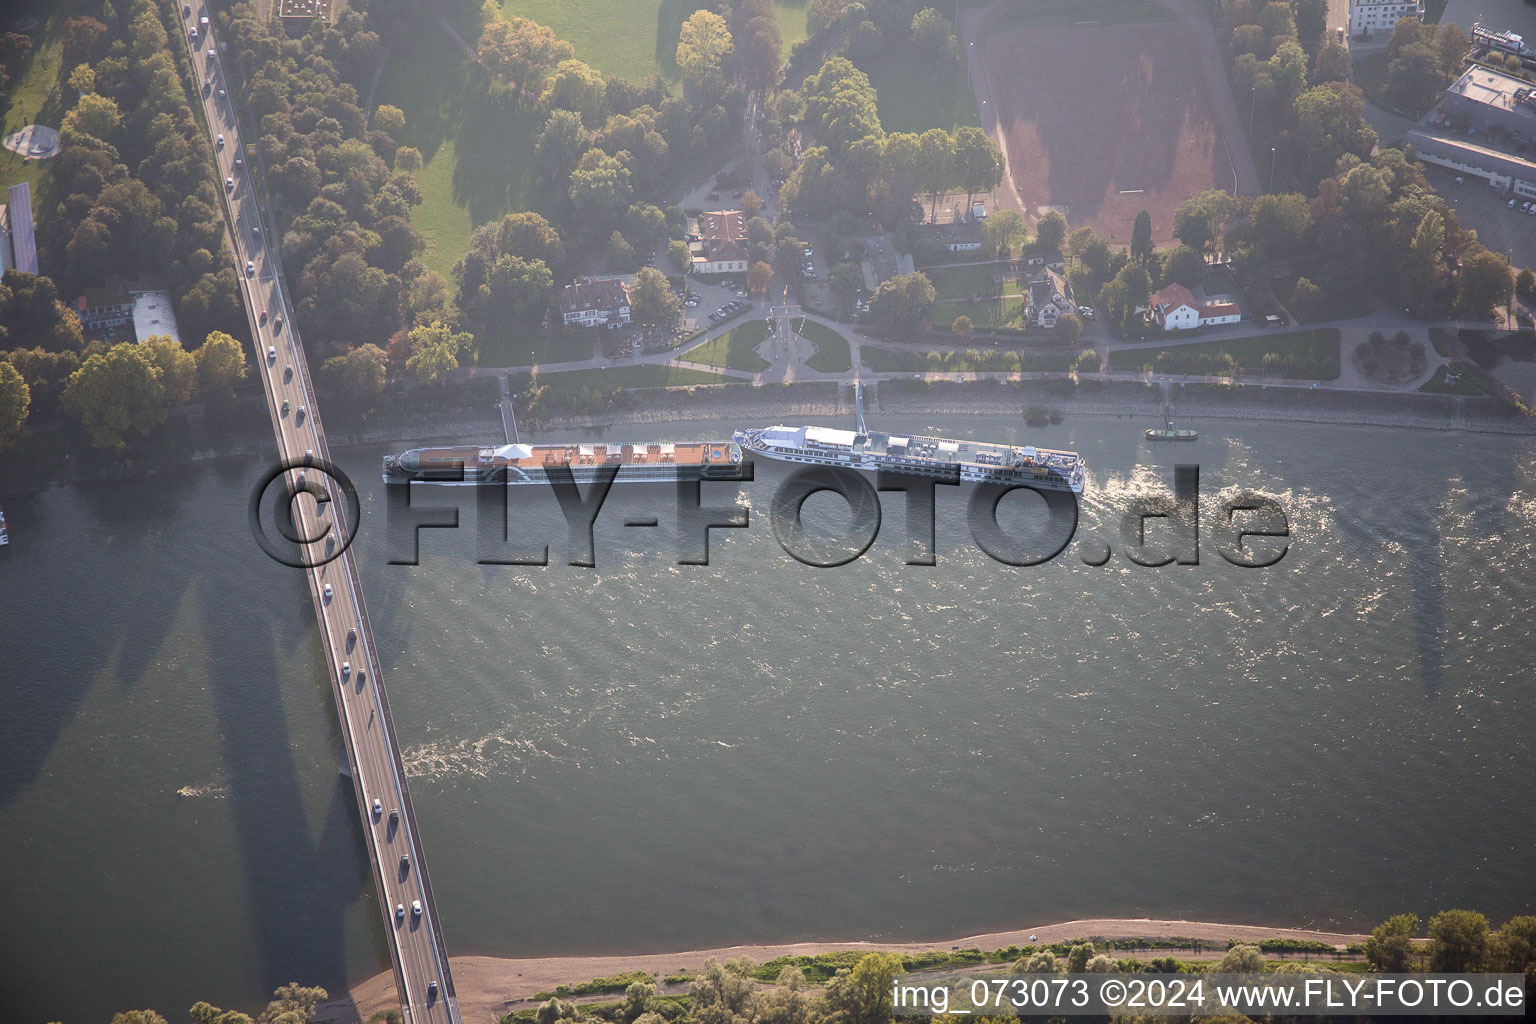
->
(321, 343, 387, 408)
(917, 128, 955, 220)
(1172, 189, 1237, 251)
(1387, 41, 1446, 115)
(568, 149, 633, 227)
(1400, 208, 1447, 305)
(141, 337, 195, 406)
(0, 360, 29, 448)
(824, 953, 903, 1024)
(1430, 910, 1490, 972)
(406, 321, 473, 386)
(690, 959, 758, 1024)
(740, 189, 764, 219)
(478, 16, 574, 96)
(871, 272, 936, 327)
(1035, 209, 1068, 253)
(1216, 944, 1266, 973)
(61, 91, 121, 142)
(394, 146, 423, 173)
(1130, 210, 1154, 263)
(1053, 311, 1082, 346)
(748, 260, 775, 298)
(542, 59, 606, 124)
(829, 262, 864, 307)
(1099, 262, 1152, 327)
(1436, 23, 1471, 76)
(1312, 42, 1351, 84)
(952, 125, 1001, 209)
(1250, 192, 1312, 257)
(1370, 914, 1413, 976)
(1065, 944, 1096, 973)
(1294, 0, 1328, 51)
(984, 209, 1026, 257)
(1163, 245, 1205, 287)
(61, 343, 167, 449)
(1293, 83, 1377, 187)
(1490, 916, 1536, 975)
(951, 314, 973, 341)
(536, 109, 588, 183)
(1518, 267, 1536, 300)
(194, 331, 247, 400)
(608, 230, 638, 270)
(1269, 41, 1309, 104)
(61, 16, 108, 66)
(670, 239, 694, 273)
(741, 15, 783, 96)
(676, 10, 732, 88)
(629, 267, 680, 326)
(1289, 276, 1327, 322)
(1456, 246, 1513, 318)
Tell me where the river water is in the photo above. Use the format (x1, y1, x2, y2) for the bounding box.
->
(1, 414, 1533, 1023)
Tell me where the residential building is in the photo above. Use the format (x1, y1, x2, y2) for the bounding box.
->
(923, 220, 984, 253)
(75, 273, 183, 343)
(1023, 248, 1065, 271)
(1026, 267, 1075, 328)
(558, 277, 632, 328)
(1150, 282, 1240, 331)
(1349, 0, 1424, 37)
(692, 210, 748, 275)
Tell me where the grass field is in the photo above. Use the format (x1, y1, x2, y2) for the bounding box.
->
(480, 326, 594, 367)
(1419, 364, 1484, 394)
(685, 320, 772, 372)
(992, 0, 1173, 30)
(926, 263, 1022, 300)
(932, 296, 1026, 328)
(537, 363, 728, 391)
(797, 319, 851, 372)
(866, 50, 977, 134)
(1107, 329, 1341, 376)
(0, 0, 91, 194)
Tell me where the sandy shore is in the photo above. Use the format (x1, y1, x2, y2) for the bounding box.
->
(315, 918, 1369, 1024)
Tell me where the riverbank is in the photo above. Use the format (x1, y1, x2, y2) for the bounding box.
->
(315, 918, 1370, 1024)
(347, 377, 1536, 450)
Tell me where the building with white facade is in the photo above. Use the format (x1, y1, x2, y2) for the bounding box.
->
(558, 277, 631, 328)
(1151, 283, 1241, 331)
(1349, 0, 1424, 38)
(691, 210, 748, 275)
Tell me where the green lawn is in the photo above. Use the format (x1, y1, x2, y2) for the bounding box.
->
(992, 0, 1172, 29)
(685, 319, 772, 372)
(1418, 364, 1484, 395)
(861, 345, 1071, 373)
(925, 263, 1021, 300)
(866, 47, 977, 133)
(1107, 328, 1341, 379)
(537, 363, 728, 390)
(479, 325, 592, 367)
(0, 0, 91, 194)
(932, 295, 1026, 328)
(797, 318, 851, 372)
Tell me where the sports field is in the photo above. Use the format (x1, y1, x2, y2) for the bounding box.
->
(979, 18, 1237, 245)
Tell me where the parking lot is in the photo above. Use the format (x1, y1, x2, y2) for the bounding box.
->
(1424, 163, 1536, 273)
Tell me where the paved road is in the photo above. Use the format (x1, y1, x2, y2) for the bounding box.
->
(181, 9, 459, 1023)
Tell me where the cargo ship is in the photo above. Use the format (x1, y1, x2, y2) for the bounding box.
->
(382, 439, 744, 484)
(0, 505, 7, 545)
(734, 384, 1086, 493)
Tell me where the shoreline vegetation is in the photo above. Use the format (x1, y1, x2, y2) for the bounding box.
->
(316, 918, 1375, 1024)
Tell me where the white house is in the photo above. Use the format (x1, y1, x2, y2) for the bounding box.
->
(691, 210, 748, 275)
(924, 220, 984, 253)
(1027, 268, 1075, 328)
(1151, 283, 1241, 331)
(1349, 0, 1423, 38)
(558, 277, 631, 328)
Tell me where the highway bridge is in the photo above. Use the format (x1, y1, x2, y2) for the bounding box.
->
(182, 8, 460, 1022)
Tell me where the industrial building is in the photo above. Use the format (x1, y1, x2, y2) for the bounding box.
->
(1407, 130, 1536, 199)
(0, 181, 39, 275)
(1441, 66, 1536, 143)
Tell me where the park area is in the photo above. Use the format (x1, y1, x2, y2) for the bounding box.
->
(1107, 329, 1341, 380)
(376, 0, 811, 280)
(976, 2, 1237, 247)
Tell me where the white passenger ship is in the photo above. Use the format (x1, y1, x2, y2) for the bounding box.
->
(734, 385, 1086, 493)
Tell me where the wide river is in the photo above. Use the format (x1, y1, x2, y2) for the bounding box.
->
(1, 413, 1533, 1022)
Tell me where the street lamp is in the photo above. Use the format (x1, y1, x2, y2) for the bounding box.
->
(1250, 85, 1256, 136)
(1269, 146, 1277, 193)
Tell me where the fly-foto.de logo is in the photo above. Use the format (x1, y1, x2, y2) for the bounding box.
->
(379, 462, 1290, 570)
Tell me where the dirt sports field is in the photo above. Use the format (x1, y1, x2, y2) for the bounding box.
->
(976, 16, 1245, 245)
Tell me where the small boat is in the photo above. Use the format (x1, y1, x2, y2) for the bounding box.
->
(0, 505, 8, 545)
(1146, 402, 1197, 441)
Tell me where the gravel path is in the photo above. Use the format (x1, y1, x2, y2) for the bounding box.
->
(316, 918, 1368, 1024)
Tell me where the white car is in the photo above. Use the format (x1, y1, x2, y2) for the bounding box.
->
(225, 176, 233, 191)
(266, 345, 276, 363)
(411, 900, 423, 918)
(246, 260, 255, 275)
(215, 133, 224, 148)
(372, 798, 382, 816)
(323, 583, 332, 600)
(341, 661, 351, 677)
